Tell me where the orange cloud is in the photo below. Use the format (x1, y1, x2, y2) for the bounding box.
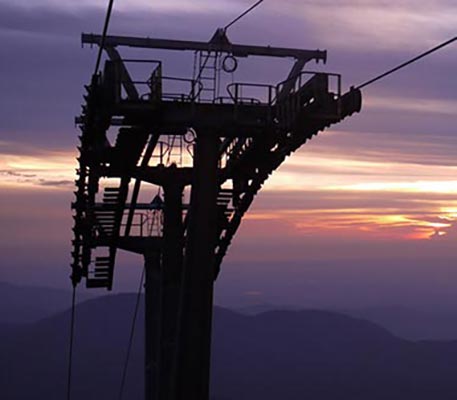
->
(244, 206, 456, 241)
(0, 146, 77, 190)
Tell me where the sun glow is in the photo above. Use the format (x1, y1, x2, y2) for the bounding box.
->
(2, 140, 456, 241)
(327, 181, 457, 194)
(245, 206, 456, 241)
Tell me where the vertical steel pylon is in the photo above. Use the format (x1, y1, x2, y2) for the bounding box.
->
(71, 31, 362, 400)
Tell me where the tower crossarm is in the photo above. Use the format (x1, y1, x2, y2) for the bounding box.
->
(82, 33, 327, 63)
(214, 87, 362, 277)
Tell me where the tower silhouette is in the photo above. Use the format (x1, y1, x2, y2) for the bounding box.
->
(71, 29, 362, 400)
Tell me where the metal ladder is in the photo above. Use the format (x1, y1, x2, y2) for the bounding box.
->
(194, 51, 219, 101)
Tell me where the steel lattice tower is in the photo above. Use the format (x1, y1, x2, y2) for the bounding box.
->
(71, 29, 362, 400)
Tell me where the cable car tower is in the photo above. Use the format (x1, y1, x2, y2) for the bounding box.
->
(71, 27, 362, 400)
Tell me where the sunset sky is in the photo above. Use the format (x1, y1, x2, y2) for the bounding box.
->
(1, 0, 457, 309)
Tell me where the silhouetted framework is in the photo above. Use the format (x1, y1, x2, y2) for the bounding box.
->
(71, 29, 362, 400)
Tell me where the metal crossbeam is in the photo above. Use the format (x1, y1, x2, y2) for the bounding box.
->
(82, 33, 327, 61)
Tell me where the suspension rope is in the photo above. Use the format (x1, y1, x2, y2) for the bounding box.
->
(94, 0, 116, 75)
(224, 0, 265, 32)
(118, 267, 145, 400)
(356, 35, 457, 90)
(66, 286, 77, 400)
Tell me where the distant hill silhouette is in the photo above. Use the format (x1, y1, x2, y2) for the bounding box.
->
(341, 305, 457, 341)
(3, 294, 457, 399)
(238, 302, 457, 341)
(0, 281, 96, 324)
(5, 282, 457, 340)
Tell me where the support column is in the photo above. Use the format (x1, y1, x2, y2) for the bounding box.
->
(176, 132, 220, 400)
(144, 250, 162, 400)
(160, 181, 184, 399)
(145, 179, 184, 400)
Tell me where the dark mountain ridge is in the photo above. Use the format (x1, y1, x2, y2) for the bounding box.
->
(3, 294, 457, 399)
(0, 281, 96, 323)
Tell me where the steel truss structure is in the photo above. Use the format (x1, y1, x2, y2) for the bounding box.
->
(71, 29, 362, 400)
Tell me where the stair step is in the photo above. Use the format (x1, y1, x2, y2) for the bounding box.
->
(86, 279, 109, 288)
(95, 266, 110, 271)
(95, 266, 111, 271)
(94, 271, 110, 278)
(94, 268, 110, 274)
(95, 257, 111, 262)
(104, 187, 121, 192)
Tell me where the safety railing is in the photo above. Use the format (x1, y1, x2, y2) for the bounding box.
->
(276, 71, 341, 99)
(275, 71, 342, 128)
(112, 59, 204, 103)
(121, 212, 162, 237)
(226, 82, 277, 106)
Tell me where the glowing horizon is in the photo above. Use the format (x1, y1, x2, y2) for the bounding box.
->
(2, 137, 456, 241)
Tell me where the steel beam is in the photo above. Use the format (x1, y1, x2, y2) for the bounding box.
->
(144, 250, 162, 400)
(105, 46, 139, 100)
(125, 133, 160, 237)
(175, 132, 220, 400)
(159, 182, 185, 400)
(82, 33, 327, 62)
(277, 58, 308, 102)
(145, 182, 185, 400)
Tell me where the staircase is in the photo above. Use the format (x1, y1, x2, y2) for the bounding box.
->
(87, 184, 127, 289)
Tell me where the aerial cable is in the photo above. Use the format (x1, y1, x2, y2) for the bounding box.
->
(224, 0, 265, 32)
(118, 267, 145, 400)
(94, 0, 116, 75)
(356, 35, 457, 90)
(66, 285, 77, 400)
